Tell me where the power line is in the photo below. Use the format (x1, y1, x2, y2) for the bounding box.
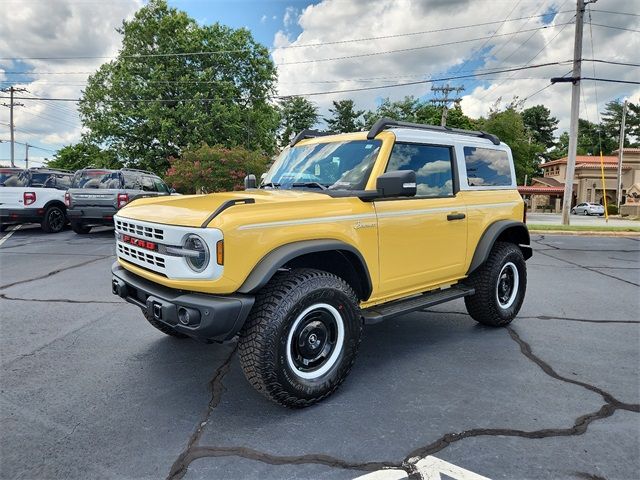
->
(590, 9, 640, 17)
(0, 11, 577, 62)
(590, 23, 640, 33)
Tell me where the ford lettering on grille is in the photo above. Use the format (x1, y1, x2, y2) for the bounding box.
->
(121, 234, 157, 251)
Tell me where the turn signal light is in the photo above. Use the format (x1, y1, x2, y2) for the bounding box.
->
(64, 192, 71, 207)
(117, 193, 129, 209)
(216, 240, 224, 265)
(23, 192, 36, 206)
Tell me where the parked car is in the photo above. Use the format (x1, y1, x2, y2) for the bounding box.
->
(571, 202, 605, 216)
(0, 167, 74, 233)
(111, 118, 532, 407)
(66, 168, 171, 234)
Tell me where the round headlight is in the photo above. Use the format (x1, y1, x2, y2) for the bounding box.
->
(184, 234, 209, 272)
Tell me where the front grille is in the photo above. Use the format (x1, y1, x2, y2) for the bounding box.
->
(118, 243, 166, 270)
(115, 218, 164, 240)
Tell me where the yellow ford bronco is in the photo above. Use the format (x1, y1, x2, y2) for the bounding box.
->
(111, 118, 531, 407)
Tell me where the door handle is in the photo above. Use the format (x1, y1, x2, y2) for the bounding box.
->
(447, 213, 466, 221)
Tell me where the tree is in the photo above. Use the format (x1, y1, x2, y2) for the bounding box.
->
(277, 96, 319, 146)
(324, 100, 364, 133)
(363, 96, 420, 128)
(79, 0, 278, 174)
(522, 105, 558, 149)
(480, 107, 544, 184)
(47, 142, 120, 171)
(601, 99, 640, 148)
(164, 144, 270, 193)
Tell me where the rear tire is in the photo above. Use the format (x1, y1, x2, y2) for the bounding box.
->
(238, 268, 362, 408)
(71, 222, 92, 234)
(41, 205, 66, 233)
(464, 242, 527, 327)
(143, 308, 188, 338)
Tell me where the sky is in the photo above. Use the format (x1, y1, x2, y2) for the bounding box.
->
(0, 0, 638, 167)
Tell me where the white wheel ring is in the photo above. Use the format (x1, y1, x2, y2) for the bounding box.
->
(286, 303, 345, 380)
(496, 262, 520, 309)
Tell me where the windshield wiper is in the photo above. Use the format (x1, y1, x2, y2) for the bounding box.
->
(291, 182, 328, 190)
(261, 182, 281, 189)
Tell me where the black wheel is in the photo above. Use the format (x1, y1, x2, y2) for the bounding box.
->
(238, 268, 362, 408)
(71, 221, 92, 234)
(583, 210, 589, 216)
(41, 205, 66, 233)
(464, 242, 527, 327)
(571, 209, 576, 215)
(0, 223, 7, 233)
(143, 307, 188, 338)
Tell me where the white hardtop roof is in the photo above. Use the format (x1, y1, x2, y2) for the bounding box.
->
(388, 127, 508, 149)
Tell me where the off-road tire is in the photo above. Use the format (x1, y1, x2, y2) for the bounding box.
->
(464, 242, 526, 327)
(143, 307, 188, 338)
(71, 221, 92, 234)
(238, 268, 362, 408)
(0, 223, 7, 233)
(41, 205, 66, 233)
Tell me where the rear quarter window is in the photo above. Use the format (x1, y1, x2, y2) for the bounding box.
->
(463, 146, 512, 187)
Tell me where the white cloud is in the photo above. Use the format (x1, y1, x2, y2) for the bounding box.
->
(0, 0, 140, 164)
(283, 6, 299, 28)
(260, 14, 268, 24)
(416, 160, 451, 176)
(272, 0, 639, 134)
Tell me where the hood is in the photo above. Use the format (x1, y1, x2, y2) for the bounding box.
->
(116, 189, 327, 227)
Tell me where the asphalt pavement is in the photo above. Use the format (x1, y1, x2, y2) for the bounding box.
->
(527, 213, 639, 227)
(0, 225, 638, 480)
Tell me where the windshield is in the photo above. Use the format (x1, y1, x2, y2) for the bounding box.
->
(263, 139, 382, 190)
(72, 170, 121, 189)
(0, 169, 28, 187)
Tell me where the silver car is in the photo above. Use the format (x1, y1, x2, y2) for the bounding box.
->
(571, 202, 605, 216)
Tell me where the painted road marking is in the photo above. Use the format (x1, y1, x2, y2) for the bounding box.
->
(354, 455, 491, 480)
(0, 225, 21, 247)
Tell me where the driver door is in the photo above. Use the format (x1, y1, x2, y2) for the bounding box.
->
(375, 142, 468, 298)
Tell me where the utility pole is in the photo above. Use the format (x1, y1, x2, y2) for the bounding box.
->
(430, 85, 465, 127)
(616, 100, 627, 209)
(25, 143, 30, 169)
(1, 86, 27, 168)
(559, 0, 595, 225)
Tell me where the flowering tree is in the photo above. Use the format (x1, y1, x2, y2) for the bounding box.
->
(165, 144, 271, 194)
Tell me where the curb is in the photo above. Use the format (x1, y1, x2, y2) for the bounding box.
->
(529, 230, 640, 237)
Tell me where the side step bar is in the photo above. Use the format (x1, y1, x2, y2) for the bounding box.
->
(362, 285, 474, 324)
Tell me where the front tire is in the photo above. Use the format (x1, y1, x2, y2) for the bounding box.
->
(464, 242, 527, 327)
(41, 205, 66, 233)
(238, 268, 362, 408)
(571, 209, 576, 215)
(583, 210, 589, 216)
(71, 221, 92, 234)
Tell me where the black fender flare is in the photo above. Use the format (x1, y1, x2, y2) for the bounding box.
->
(42, 199, 67, 213)
(467, 220, 532, 275)
(237, 239, 373, 298)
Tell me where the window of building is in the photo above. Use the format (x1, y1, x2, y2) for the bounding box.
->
(386, 143, 454, 197)
(463, 146, 512, 187)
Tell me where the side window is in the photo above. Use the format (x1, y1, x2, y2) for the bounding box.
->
(386, 143, 454, 197)
(55, 174, 72, 190)
(463, 147, 512, 187)
(153, 178, 169, 193)
(140, 176, 157, 192)
(122, 173, 140, 189)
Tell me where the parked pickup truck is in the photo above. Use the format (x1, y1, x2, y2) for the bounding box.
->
(111, 118, 532, 407)
(66, 168, 171, 234)
(0, 167, 74, 233)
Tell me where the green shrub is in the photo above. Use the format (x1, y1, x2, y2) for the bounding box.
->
(607, 204, 618, 215)
(165, 145, 270, 194)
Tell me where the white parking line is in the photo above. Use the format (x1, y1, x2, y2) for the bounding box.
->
(0, 225, 21, 247)
(354, 456, 491, 480)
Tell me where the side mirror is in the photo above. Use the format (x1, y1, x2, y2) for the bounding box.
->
(244, 174, 257, 189)
(169, 188, 176, 194)
(376, 170, 417, 198)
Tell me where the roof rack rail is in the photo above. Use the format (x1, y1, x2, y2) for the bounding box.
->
(290, 129, 334, 147)
(121, 167, 156, 175)
(366, 117, 500, 145)
(28, 166, 74, 173)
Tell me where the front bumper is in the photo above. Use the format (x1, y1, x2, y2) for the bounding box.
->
(0, 207, 45, 224)
(68, 206, 117, 226)
(111, 262, 254, 342)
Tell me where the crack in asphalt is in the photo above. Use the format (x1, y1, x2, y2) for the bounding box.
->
(0, 293, 123, 304)
(422, 309, 640, 325)
(0, 256, 111, 290)
(167, 345, 239, 480)
(535, 249, 640, 287)
(401, 326, 639, 462)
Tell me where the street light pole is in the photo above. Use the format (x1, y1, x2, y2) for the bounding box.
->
(616, 100, 627, 209)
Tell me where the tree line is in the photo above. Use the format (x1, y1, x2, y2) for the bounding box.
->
(46, 0, 639, 189)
